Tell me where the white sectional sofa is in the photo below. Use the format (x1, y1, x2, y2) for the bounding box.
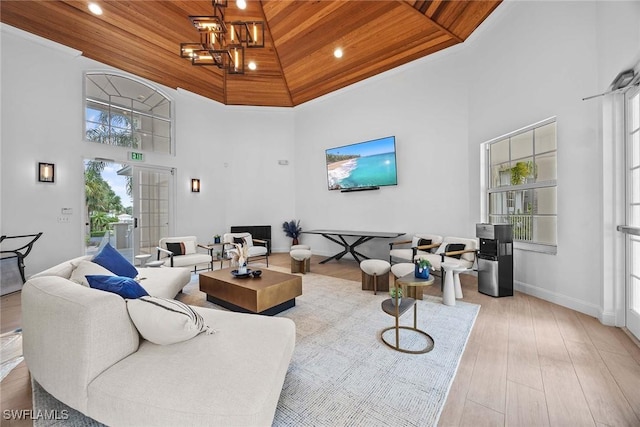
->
(22, 256, 296, 426)
(30, 254, 191, 298)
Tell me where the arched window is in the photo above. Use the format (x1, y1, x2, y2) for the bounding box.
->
(84, 73, 173, 154)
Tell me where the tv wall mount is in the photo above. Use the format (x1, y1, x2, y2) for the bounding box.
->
(340, 186, 380, 193)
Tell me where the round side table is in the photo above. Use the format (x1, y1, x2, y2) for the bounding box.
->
(146, 260, 165, 268)
(381, 273, 436, 354)
(396, 272, 435, 300)
(134, 254, 152, 267)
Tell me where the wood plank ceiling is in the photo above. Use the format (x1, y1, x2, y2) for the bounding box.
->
(1, 0, 501, 107)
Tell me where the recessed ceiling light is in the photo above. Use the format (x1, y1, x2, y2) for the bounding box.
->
(88, 2, 103, 15)
(334, 48, 343, 59)
(248, 61, 257, 71)
(236, 0, 247, 10)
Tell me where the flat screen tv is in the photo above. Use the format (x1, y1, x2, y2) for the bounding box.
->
(325, 136, 398, 191)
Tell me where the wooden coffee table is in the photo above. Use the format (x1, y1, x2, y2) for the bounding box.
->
(199, 268, 302, 315)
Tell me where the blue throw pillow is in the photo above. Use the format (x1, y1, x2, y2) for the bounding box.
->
(86, 275, 149, 299)
(92, 243, 138, 278)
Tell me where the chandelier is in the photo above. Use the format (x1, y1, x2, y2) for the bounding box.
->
(180, 0, 264, 74)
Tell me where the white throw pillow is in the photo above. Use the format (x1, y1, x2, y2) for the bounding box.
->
(183, 240, 197, 255)
(70, 260, 115, 287)
(126, 296, 214, 345)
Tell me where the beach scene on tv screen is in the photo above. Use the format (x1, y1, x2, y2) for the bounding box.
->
(326, 136, 397, 190)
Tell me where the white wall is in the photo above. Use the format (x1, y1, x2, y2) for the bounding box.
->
(173, 91, 296, 252)
(467, 1, 602, 316)
(466, 0, 640, 322)
(0, 25, 295, 276)
(293, 49, 470, 260)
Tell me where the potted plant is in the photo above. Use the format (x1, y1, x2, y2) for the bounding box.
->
(509, 161, 537, 185)
(389, 286, 403, 305)
(282, 219, 302, 245)
(415, 258, 432, 279)
(213, 234, 221, 244)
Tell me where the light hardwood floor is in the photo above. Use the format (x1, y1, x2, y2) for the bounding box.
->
(2, 252, 639, 426)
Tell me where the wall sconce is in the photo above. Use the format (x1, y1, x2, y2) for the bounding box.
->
(191, 178, 200, 192)
(38, 162, 55, 183)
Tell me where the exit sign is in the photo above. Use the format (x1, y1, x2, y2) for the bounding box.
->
(129, 151, 144, 162)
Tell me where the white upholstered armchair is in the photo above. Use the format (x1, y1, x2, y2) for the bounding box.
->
(156, 236, 214, 272)
(222, 232, 269, 267)
(415, 236, 478, 286)
(389, 234, 443, 264)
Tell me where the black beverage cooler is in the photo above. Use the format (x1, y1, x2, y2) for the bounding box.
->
(476, 223, 513, 297)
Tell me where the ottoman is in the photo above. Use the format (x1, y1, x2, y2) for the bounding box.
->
(360, 259, 390, 295)
(290, 249, 312, 274)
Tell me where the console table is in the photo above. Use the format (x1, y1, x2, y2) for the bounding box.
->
(301, 229, 405, 264)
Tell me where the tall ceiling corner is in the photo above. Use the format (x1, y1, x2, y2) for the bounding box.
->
(0, 0, 501, 107)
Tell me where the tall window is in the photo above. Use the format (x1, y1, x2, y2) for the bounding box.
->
(485, 118, 557, 253)
(84, 73, 173, 154)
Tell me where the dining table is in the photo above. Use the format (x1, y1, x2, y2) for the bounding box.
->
(301, 229, 405, 264)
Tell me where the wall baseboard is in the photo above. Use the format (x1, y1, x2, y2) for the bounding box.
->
(514, 280, 612, 325)
(268, 255, 616, 327)
(598, 310, 618, 327)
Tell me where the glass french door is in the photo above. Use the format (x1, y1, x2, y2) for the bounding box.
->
(130, 166, 174, 260)
(84, 160, 133, 260)
(622, 86, 640, 339)
(84, 161, 174, 263)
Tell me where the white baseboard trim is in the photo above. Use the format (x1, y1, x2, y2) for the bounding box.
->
(599, 310, 618, 327)
(514, 280, 613, 325)
(270, 255, 617, 326)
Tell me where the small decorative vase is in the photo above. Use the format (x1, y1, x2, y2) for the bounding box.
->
(214, 236, 220, 244)
(394, 297, 402, 306)
(237, 262, 247, 275)
(292, 237, 299, 246)
(415, 264, 430, 279)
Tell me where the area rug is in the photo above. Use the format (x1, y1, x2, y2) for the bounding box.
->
(32, 269, 479, 427)
(180, 269, 480, 427)
(1, 328, 23, 382)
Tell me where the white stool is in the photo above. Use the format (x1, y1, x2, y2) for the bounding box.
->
(391, 262, 415, 299)
(391, 263, 414, 284)
(290, 249, 312, 274)
(360, 259, 390, 295)
(290, 244, 310, 251)
(452, 266, 468, 299)
(441, 262, 460, 306)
